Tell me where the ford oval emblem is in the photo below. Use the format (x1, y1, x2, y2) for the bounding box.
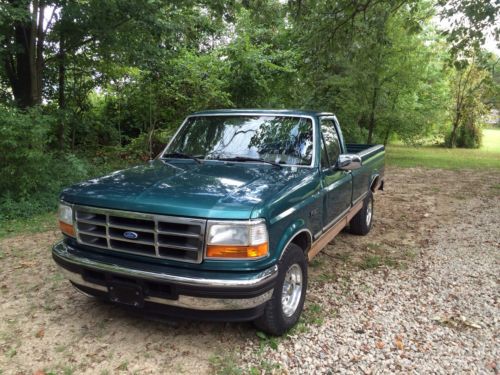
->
(123, 231, 139, 240)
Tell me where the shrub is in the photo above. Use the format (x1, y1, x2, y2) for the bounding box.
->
(456, 120, 483, 148)
(0, 106, 90, 220)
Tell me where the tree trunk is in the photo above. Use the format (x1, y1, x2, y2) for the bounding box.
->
(383, 127, 392, 146)
(12, 16, 34, 107)
(3, 1, 45, 108)
(449, 116, 460, 148)
(367, 85, 379, 144)
(35, 1, 45, 103)
(57, 33, 66, 149)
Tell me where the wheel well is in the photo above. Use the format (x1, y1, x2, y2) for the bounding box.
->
(370, 176, 380, 192)
(290, 231, 312, 253)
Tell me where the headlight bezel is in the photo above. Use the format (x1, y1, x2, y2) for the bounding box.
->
(205, 219, 269, 260)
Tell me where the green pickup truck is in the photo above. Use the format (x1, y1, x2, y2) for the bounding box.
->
(53, 109, 384, 335)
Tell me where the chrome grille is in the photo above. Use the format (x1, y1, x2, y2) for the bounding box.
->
(74, 206, 206, 263)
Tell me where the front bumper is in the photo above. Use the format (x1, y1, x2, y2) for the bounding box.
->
(53, 241, 277, 317)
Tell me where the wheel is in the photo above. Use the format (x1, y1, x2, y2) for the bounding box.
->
(253, 243, 308, 336)
(349, 192, 374, 235)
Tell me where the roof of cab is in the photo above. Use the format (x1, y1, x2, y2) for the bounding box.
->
(191, 109, 335, 117)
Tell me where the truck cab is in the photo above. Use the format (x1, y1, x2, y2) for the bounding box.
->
(53, 109, 384, 335)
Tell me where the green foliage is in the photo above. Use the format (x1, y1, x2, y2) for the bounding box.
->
(0, 106, 83, 218)
(445, 57, 495, 148)
(456, 120, 483, 148)
(438, 0, 499, 59)
(0, 0, 498, 222)
(0, 105, 137, 220)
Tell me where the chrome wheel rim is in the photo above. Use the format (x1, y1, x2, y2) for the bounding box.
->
(366, 198, 373, 227)
(281, 264, 303, 317)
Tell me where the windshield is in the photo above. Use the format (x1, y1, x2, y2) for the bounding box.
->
(164, 115, 314, 166)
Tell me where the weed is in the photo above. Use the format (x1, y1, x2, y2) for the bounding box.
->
(359, 255, 382, 269)
(209, 353, 244, 375)
(383, 257, 399, 268)
(51, 272, 65, 283)
(288, 319, 309, 334)
(317, 272, 337, 283)
(334, 252, 351, 263)
(0, 251, 4, 260)
(338, 276, 352, 295)
(256, 331, 279, 350)
(251, 360, 281, 374)
(117, 361, 128, 371)
(366, 242, 383, 251)
(302, 303, 324, 326)
(359, 254, 401, 270)
(309, 258, 323, 268)
(6, 348, 17, 358)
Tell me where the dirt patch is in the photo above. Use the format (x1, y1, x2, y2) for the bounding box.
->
(0, 167, 499, 374)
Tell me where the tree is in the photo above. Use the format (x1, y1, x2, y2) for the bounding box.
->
(447, 56, 495, 148)
(438, 0, 499, 59)
(0, 0, 55, 107)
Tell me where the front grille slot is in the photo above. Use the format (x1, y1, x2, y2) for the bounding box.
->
(158, 222, 201, 236)
(74, 206, 206, 263)
(159, 246, 200, 261)
(109, 216, 155, 231)
(110, 239, 156, 255)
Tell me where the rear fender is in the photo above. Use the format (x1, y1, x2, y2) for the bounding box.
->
(370, 173, 381, 193)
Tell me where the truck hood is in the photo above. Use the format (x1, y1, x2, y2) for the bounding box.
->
(61, 159, 312, 219)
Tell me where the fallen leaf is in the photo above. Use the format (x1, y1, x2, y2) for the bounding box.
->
(15, 260, 36, 269)
(33, 370, 46, 375)
(35, 328, 45, 338)
(395, 338, 404, 350)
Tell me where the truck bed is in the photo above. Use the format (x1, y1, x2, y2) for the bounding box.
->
(346, 144, 385, 160)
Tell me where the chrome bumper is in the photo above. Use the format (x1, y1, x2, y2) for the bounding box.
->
(53, 241, 277, 311)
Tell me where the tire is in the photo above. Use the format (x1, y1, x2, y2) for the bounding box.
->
(253, 243, 308, 336)
(349, 192, 374, 235)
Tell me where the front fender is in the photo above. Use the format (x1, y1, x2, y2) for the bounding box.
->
(274, 218, 312, 260)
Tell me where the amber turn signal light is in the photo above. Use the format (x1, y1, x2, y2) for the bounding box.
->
(206, 243, 268, 258)
(59, 221, 76, 237)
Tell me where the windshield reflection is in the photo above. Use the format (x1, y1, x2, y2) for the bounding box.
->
(166, 116, 314, 166)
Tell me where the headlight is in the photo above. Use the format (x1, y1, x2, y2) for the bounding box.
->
(58, 203, 75, 237)
(206, 219, 269, 259)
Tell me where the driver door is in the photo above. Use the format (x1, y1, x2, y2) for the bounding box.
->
(320, 118, 352, 230)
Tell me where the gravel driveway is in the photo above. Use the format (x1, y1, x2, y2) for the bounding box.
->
(239, 168, 500, 374)
(0, 167, 498, 374)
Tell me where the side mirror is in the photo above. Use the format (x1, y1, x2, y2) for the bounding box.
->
(338, 154, 362, 170)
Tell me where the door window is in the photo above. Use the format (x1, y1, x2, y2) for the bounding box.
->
(320, 119, 341, 168)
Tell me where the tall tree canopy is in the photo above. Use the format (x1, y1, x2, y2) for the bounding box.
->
(0, 0, 498, 219)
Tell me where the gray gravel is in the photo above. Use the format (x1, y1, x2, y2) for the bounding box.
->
(238, 169, 500, 374)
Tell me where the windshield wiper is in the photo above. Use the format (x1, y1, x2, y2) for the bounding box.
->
(215, 156, 282, 168)
(162, 152, 203, 164)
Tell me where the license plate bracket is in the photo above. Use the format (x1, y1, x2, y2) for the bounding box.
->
(108, 282, 144, 308)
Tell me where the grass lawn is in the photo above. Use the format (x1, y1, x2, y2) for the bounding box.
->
(0, 211, 57, 240)
(482, 128, 500, 153)
(386, 128, 500, 170)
